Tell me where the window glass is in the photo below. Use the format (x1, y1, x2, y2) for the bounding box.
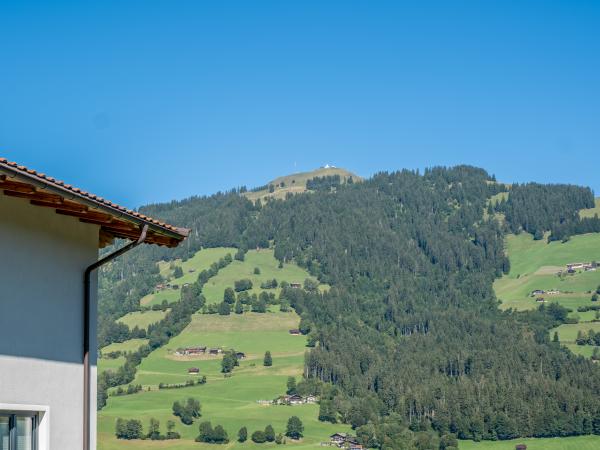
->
(16, 416, 34, 450)
(0, 416, 9, 450)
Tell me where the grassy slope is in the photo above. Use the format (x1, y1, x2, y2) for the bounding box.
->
(98, 249, 342, 449)
(141, 247, 236, 307)
(579, 198, 600, 218)
(117, 310, 169, 330)
(202, 249, 323, 305)
(493, 233, 600, 311)
(101, 338, 149, 354)
(244, 167, 360, 202)
(492, 225, 600, 361)
(461, 435, 600, 450)
(99, 356, 126, 374)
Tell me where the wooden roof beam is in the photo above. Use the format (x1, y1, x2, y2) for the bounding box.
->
(30, 199, 89, 213)
(56, 209, 114, 223)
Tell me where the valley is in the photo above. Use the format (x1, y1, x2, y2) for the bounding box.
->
(97, 247, 344, 449)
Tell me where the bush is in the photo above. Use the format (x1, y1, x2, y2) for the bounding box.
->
(115, 418, 143, 440)
(252, 430, 267, 443)
(217, 301, 231, 315)
(224, 287, 236, 304)
(166, 420, 181, 440)
(234, 248, 245, 261)
(234, 279, 253, 292)
(221, 350, 239, 373)
(197, 421, 229, 444)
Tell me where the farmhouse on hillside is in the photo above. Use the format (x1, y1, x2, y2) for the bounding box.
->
(290, 282, 302, 289)
(188, 367, 200, 374)
(329, 433, 360, 448)
(0, 157, 189, 450)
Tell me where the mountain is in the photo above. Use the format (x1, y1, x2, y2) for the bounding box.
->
(243, 166, 360, 202)
(97, 166, 600, 449)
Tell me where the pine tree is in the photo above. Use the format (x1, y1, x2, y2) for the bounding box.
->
(285, 416, 303, 440)
(265, 424, 275, 442)
(264, 351, 273, 367)
(238, 426, 248, 442)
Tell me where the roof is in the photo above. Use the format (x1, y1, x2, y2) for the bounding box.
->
(0, 157, 189, 248)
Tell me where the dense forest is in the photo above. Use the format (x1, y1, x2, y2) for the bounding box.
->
(99, 166, 600, 447)
(493, 182, 599, 241)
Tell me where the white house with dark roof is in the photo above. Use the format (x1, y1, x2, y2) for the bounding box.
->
(0, 157, 188, 450)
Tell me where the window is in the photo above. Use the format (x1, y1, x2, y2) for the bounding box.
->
(0, 413, 37, 450)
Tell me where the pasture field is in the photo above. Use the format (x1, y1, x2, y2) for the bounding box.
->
(141, 247, 236, 307)
(500, 233, 600, 278)
(99, 248, 343, 449)
(494, 233, 600, 311)
(564, 343, 597, 358)
(98, 312, 347, 449)
(101, 338, 149, 354)
(117, 310, 169, 330)
(201, 249, 324, 305)
(580, 197, 600, 219)
(460, 435, 600, 450)
(550, 321, 600, 342)
(98, 356, 126, 374)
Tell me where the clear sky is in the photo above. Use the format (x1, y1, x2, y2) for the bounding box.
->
(1, 1, 599, 207)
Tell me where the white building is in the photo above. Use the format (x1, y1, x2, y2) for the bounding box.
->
(0, 157, 188, 450)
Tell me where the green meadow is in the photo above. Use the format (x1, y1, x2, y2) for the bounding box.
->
(98, 312, 346, 450)
(493, 229, 600, 359)
(460, 435, 600, 450)
(201, 249, 323, 305)
(101, 338, 149, 354)
(494, 233, 600, 311)
(117, 310, 169, 330)
(98, 248, 344, 449)
(98, 356, 126, 374)
(579, 198, 600, 219)
(141, 247, 236, 307)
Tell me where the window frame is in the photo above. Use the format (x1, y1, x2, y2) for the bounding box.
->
(0, 405, 48, 450)
(1, 412, 37, 450)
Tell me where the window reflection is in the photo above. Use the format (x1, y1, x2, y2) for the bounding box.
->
(16, 416, 34, 450)
(0, 416, 9, 450)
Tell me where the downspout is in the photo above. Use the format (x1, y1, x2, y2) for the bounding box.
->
(83, 224, 148, 450)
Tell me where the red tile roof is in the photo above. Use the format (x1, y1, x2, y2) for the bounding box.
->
(0, 156, 189, 247)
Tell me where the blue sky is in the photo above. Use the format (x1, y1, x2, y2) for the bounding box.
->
(1, 1, 599, 207)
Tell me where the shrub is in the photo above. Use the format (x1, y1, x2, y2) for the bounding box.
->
(234, 279, 253, 292)
(252, 430, 267, 443)
(115, 418, 143, 440)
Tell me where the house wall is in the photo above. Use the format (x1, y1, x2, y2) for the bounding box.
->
(0, 194, 99, 450)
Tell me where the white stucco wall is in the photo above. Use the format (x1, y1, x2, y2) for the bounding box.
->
(0, 193, 99, 450)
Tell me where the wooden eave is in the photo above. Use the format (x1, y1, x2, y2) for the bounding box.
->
(0, 172, 188, 248)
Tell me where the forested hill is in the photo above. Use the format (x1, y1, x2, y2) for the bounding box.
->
(99, 166, 600, 447)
